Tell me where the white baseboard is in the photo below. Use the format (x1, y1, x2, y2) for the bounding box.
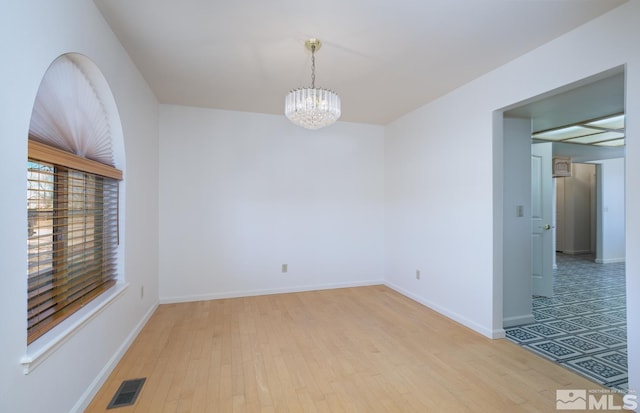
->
(384, 281, 499, 339)
(503, 314, 535, 328)
(595, 257, 625, 264)
(562, 250, 592, 255)
(72, 302, 159, 413)
(159, 280, 383, 304)
(492, 329, 506, 339)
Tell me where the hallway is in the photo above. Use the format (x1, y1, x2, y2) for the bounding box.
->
(505, 253, 627, 390)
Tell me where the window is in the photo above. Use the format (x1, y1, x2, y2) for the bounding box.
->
(26, 54, 123, 347)
(27, 140, 122, 344)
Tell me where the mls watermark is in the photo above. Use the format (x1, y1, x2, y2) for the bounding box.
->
(556, 389, 638, 411)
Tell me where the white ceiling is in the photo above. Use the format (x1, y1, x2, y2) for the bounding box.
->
(93, 0, 626, 125)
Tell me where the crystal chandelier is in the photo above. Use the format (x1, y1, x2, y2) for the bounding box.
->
(285, 38, 341, 130)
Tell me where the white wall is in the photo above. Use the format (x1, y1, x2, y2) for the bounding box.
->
(598, 158, 626, 262)
(0, 1, 159, 412)
(159, 106, 385, 302)
(384, 0, 639, 391)
(502, 118, 534, 327)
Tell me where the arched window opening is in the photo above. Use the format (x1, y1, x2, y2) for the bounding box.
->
(27, 54, 123, 344)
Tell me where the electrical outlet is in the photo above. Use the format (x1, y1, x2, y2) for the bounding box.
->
(140, 286, 144, 299)
(282, 264, 288, 273)
(416, 270, 420, 280)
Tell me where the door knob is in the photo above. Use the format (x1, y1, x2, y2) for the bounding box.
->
(543, 224, 552, 230)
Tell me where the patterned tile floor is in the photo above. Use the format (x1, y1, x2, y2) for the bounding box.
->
(505, 253, 628, 390)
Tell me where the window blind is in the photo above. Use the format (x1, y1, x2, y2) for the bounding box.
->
(27, 143, 120, 344)
(29, 55, 115, 166)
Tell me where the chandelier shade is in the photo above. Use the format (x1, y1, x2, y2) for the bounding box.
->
(285, 39, 341, 130)
(285, 87, 341, 130)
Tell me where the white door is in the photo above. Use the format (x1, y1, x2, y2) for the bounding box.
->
(531, 142, 554, 297)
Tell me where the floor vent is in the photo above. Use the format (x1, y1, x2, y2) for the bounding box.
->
(107, 378, 146, 409)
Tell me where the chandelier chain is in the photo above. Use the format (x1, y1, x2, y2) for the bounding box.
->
(310, 46, 316, 89)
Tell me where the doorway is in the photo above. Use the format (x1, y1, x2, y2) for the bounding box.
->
(500, 68, 627, 390)
(556, 163, 597, 257)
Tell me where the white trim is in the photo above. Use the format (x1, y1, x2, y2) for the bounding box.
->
(21, 282, 129, 375)
(71, 301, 158, 413)
(384, 281, 499, 339)
(159, 280, 382, 304)
(492, 329, 506, 339)
(561, 250, 593, 255)
(595, 257, 625, 264)
(503, 314, 536, 328)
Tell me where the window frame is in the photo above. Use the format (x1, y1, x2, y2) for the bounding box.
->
(27, 139, 123, 344)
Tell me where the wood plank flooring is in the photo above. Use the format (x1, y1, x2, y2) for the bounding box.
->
(86, 286, 613, 412)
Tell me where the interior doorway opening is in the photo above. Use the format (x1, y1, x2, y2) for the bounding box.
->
(499, 67, 627, 390)
(556, 162, 597, 260)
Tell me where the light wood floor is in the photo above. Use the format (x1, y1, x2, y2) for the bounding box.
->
(86, 285, 610, 412)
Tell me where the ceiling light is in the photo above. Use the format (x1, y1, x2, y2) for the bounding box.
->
(533, 126, 599, 141)
(564, 131, 625, 145)
(531, 113, 625, 147)
(285, 38, 341, 130)
(594, 138, 625, 147)
(586, 114, 625, 130)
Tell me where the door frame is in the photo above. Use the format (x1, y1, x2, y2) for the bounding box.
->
(494, 68, 627, 336)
